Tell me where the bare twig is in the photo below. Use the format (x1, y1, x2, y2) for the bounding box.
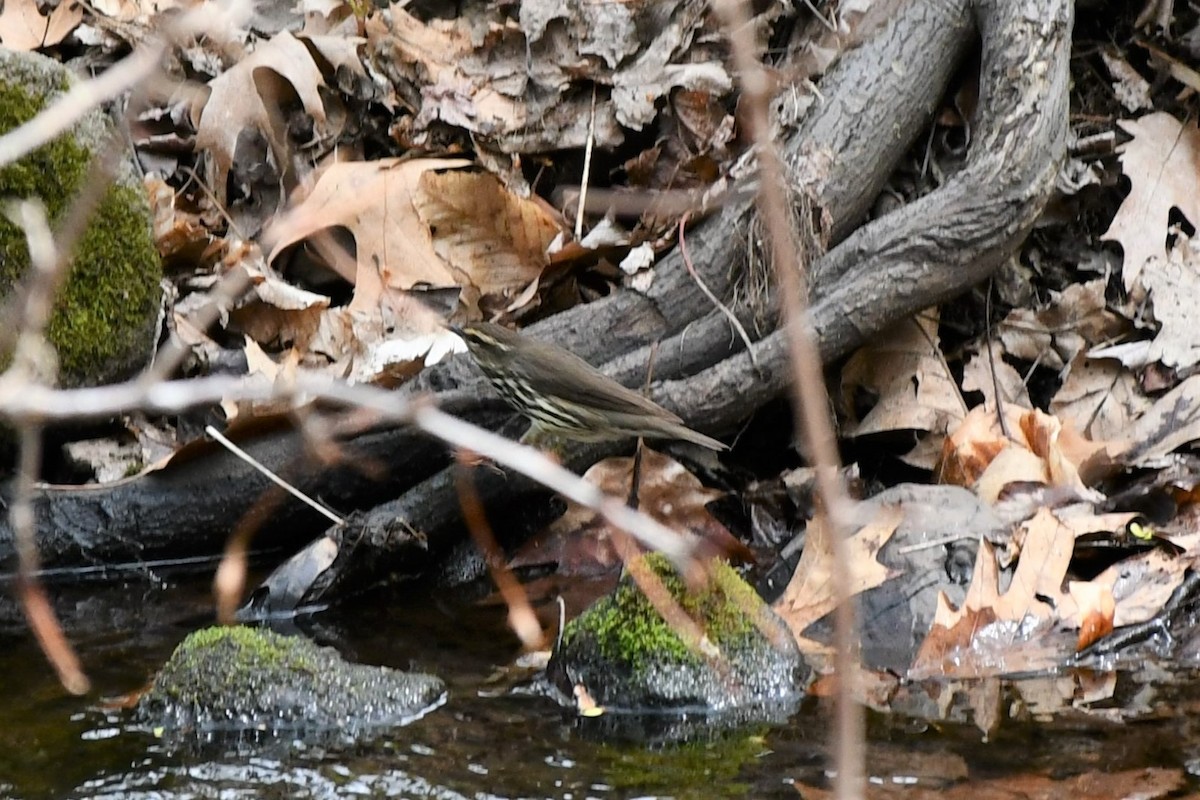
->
(679, 215, 758, 366)
(455, 457, 544, 650)
(711, 1, 864, 797)
(205, 424, 343, 524)
(0, 370, 699, 571)
(2, 200, 90, 693)
(575, 85, 598, 239)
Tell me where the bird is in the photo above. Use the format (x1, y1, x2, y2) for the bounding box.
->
(451, 321, 727, 451)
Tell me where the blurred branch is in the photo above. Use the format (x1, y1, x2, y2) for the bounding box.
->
(711, 0, 863, 797)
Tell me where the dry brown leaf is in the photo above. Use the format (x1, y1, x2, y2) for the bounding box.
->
(229, 272, 329, 350)
(773, 506, 901, 642)
(146, 174, 215, 265)
(194, 31, 327, 205)
(414, 169, 562, 304)
(974, 448, 1048, 506)
(1049, 353, 1146, 444)
(510, 449, 744, 576)
(0, 0, 81, 50)
(997, 279, 1124, 370)
(374, 9, 531, 139)
(268, 159, 560, 318)
(268, 158, 468, 300)
(368, 2, 728, 152)
(840, 313, 964, 452)
(1102, 113, 1200, 290)
(1068, 580, 1114, 650)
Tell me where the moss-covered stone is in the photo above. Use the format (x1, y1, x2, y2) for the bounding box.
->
(137, 625, 446, 737)
(551, 554, 807, 717)
(0, 48, 161, 387)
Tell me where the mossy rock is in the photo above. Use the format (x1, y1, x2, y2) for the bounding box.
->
(550, 554, 808, 718)
(0, 48, 161, 387)
(137, 625, 447, 737)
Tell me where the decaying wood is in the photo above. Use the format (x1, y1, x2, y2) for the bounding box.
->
(0, 0, 1070, 579)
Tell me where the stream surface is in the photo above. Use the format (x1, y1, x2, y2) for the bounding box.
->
(2, 569, 1198, 799)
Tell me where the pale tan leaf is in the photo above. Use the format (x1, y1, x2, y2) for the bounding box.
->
(997, 279, 1125, 370)
(267, 158, 470, 303)
(1102, 113, 1200, 289)
(774, 506, 901, 640)
(962, 340, 1031, 409)
(912, 509, 1081, 679)
(1050, 354, 1147, 444)
(940, 406, 1096, 502)
(1141, 233, 1200, 369)
(1072, 531, 1200, 628)
(1100, 49, 1152, 112)
(195, 31, 327, 204)
(840, 312, 964, 437)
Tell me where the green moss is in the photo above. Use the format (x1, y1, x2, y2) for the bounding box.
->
(172, 625, 314, 670)
(0, 72, 161, 385)
(159, 625, 317, 702)
(563, 554, 763, 674)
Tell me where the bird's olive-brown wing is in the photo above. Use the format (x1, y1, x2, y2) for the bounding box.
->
(511, 338, 685, 422)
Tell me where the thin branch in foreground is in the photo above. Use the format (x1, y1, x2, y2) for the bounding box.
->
(2, 200, 89, 693)
(0, 45, 164, 169)
(0, 369, 701, 584)
(454, 456, 544, 651)
(711, 0, 864, 797)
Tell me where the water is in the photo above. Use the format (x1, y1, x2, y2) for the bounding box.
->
(1, 572, 1198, 798)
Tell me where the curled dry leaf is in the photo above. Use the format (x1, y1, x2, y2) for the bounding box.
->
(840, 313, 965, 452)
(413, 168, 564, 312)
(910, 508, 1078, 679)
(268, 159, 562, 319)
(938, 406, 1106, 503)
(773, 506, 901, 650)
(997, 279, 1125, 371)
(194, 30, 328, 205)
